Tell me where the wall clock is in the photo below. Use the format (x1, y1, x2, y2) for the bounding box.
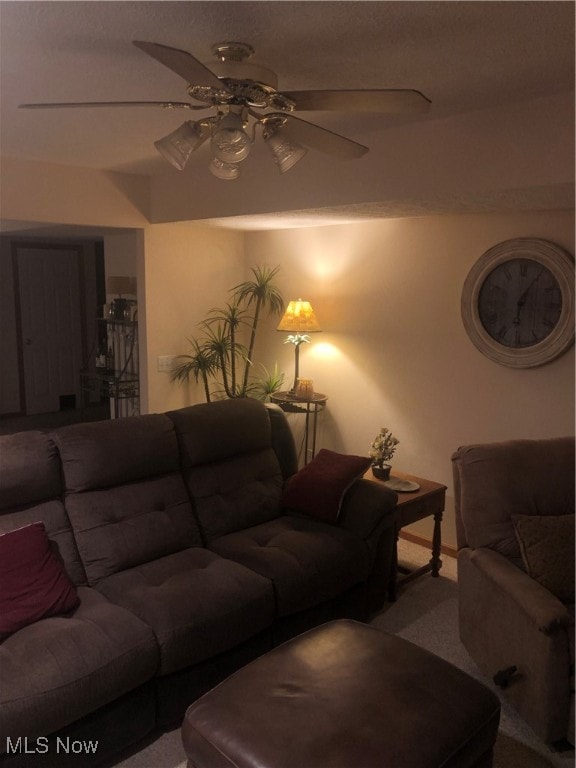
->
(461, 238, 575, 368)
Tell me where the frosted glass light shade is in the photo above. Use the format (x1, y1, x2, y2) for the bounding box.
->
(277, 299, 321, 333)
(211, 113, 251, 163)
(154, 121, 207, 170)
(264, 127, 307, 174)
(209, 158, 241, 180)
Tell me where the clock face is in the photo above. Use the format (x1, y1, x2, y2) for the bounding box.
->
(461, 239, 575, 368)
(478, 258, 562, 348)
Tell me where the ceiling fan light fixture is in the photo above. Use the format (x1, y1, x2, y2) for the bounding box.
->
(211, 112, 251, 163)
(154, 120, 207, 170)
(19, 40, 432, 181)
(263, 125, 307, 174)
(209, 157, 241, 180)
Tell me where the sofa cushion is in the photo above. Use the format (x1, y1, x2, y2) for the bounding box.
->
(52, 414, 178, 492)
(53, 415, 203, 585)
(63, 474, 202, 585)
(96, 547, 274, 675)
(209, 516, 371, 617)
(513, 513, 575, 603)
(168, 400, 284, 542)
(282, 449, 371, 523)
(452, 438, 575, 568)
(0, 431, 86, 585)
(183, 452, 283, 543)
(0, 430, 61, 508)
(168, 398, 275, 466)
(0, 587, 158, 746)
(0, 522, 80, 638)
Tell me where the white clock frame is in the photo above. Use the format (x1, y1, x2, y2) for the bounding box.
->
(461, 238, 575, 368)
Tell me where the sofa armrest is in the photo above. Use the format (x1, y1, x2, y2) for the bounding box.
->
(462, 547, 573, 635)
(339, 479, 397, 541)
(339, 479, 398, 616)
(458, 546, 573, 743)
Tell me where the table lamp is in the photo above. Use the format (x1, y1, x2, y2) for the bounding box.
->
(107, 276, 135, 320)
(277, 299, 321, 393)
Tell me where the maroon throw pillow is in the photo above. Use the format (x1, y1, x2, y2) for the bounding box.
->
(0, 522, 80, 639)
(282, 448, 371, 523)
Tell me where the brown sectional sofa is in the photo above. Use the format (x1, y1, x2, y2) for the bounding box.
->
(0, 398, 398, 767)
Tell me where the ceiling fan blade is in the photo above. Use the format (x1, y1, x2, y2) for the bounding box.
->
(19, 101, 201, 109)
(283, 89, 431, 113)
(274, 113, 368, 160)
(133, 41, 229, 91)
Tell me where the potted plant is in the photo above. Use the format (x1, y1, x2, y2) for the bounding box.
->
(252, 363, 285, 402)
(369, 427, 399, 480)
(171, 265, 285, 401)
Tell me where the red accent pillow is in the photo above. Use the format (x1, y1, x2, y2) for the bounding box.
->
(282, 449, 372, 523)
(0, 522, 80, 639)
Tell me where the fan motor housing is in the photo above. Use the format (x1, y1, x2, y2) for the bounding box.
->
(208, 41, 278, 90)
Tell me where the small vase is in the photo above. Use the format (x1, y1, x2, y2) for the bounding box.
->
(372, 463, 391, 481)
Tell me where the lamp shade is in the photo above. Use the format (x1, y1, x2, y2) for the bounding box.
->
(106, 276, 134, 296)
(277, 299, 321, 333)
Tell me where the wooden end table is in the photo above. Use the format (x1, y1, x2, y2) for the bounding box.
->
(364, 469, 447, 601)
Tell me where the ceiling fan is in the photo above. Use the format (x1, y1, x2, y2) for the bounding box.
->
(20, 40, 431, 180)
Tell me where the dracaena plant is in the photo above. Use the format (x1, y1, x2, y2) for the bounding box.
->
(171, 265, 284, 402)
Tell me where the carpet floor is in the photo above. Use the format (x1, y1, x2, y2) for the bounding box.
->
(106, 540, 574, 768)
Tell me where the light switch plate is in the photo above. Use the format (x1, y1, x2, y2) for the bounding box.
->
(157, 355, 177, 373)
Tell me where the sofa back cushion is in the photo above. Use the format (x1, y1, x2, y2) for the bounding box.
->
(53, 414, 202, 585)
(0, 431, 86, 585)
(168, 399, 284, 543)
(512, 513, 575, 603)
(452, 437, 575, 568)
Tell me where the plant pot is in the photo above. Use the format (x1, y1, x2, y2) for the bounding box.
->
(372, 464, 391, 481)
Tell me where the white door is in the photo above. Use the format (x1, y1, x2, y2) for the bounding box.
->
(17, 246, 83, 415)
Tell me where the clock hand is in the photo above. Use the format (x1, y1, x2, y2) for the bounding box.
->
(516, 268, 545, 311)
(513, 268, 545, 325)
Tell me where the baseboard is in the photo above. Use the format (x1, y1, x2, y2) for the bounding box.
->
(399, 530, 457, 559)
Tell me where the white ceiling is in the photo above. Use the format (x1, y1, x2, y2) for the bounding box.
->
(0, 1, 574, 231)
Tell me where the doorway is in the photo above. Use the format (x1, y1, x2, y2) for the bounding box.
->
(6, 239, 107, 422)
(14, 244, 85, 414)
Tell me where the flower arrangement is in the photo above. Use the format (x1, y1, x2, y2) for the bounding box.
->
(369, 427, 400, 467)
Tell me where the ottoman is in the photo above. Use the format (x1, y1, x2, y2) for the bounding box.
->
(182, 619, 501, 768)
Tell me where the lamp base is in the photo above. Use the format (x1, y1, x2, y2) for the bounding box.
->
(112, 298, 129, 320)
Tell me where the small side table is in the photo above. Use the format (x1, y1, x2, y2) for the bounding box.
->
(364, 469, 447, 601)
(270, 391, 327, 464)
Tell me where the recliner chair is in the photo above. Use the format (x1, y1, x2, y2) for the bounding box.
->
(452, 437, 575, 746)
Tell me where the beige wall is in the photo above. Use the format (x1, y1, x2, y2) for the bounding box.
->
(246, 209, 575, 548)
(141, 223, 245, 414)
(0, 157, 150, 227)
(104, 232, 138, 279)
